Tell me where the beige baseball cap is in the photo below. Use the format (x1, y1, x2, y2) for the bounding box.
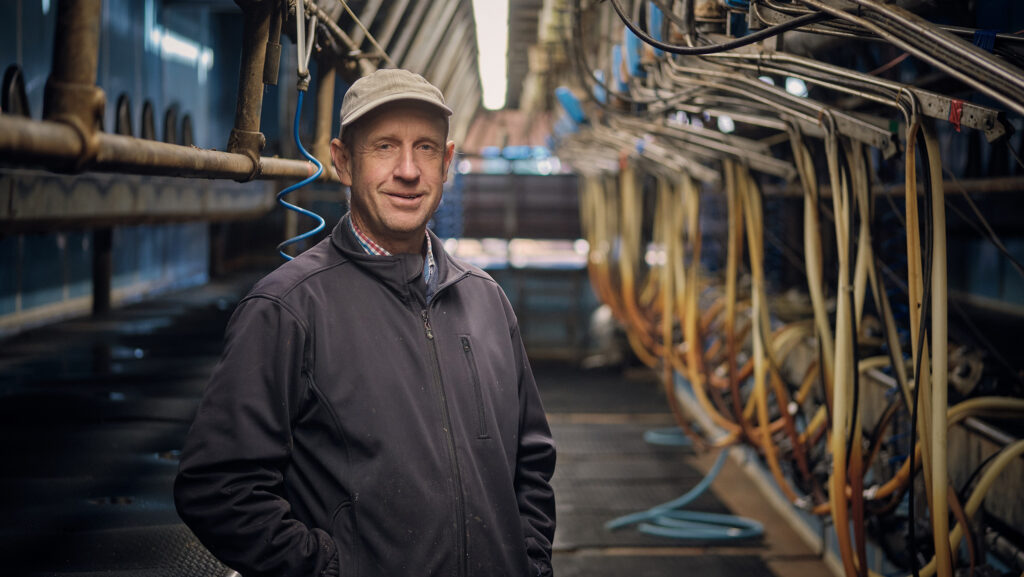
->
(339, 69, 453, 137)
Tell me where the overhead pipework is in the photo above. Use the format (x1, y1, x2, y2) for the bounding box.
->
(0, 0, 484, 194)
(553, 1, 1024, 576)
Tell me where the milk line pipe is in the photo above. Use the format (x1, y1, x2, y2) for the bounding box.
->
(660, 175, 706, 448)
(757, 0, 1024, 47)
(822, 116, 858, 577)
(738, 162, 809, 505)
(923, 122, 952, 577)
(848, 140, 875, 577)
(680, 171, 741, 445)
(581, 143, 1019, 577)
(577, 169, 705, 446)
(702, 167, 818, 474)
(724, 161, 757, 446)
(852, 0, 1024, 94)
(579, 158, 805, 452)
(608, 0, 830, 55)
(573, 145, 1011, 565)
(646, 65, 837, 146)
(570, 0, 679, 108)
(720, 59, 994, 140)
(905, 118, 938, 577)
(305, 0, 376, 76)
(789, 131, 836, 407)
(573, 56, 1011, 569)
(678, 161, 815, 495)
(763, 173, 1024, 199)
(794, 0, 1024, 118)
(0, 114, 327, 182)
(612, 113, 773, 154)
(708, 50, 1006, 140)
(658, 60, 898, 156)
(612, 116, 796, 180)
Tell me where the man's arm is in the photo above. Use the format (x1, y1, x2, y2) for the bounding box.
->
(512, 322, 557, 577)
(174, 296, 338, 577)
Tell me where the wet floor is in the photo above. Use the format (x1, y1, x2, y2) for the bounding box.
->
(0, 272, 829, 576)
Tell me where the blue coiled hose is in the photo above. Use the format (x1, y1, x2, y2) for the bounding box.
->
(605, 447, 765, 541)
(276, 89, 325, 261)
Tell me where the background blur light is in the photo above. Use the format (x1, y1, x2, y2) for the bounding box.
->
(472, 0, 509, 110)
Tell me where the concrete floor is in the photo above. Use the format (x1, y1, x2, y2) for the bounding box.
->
(0, 273, 834, 576)
(538, 363, 834, 577)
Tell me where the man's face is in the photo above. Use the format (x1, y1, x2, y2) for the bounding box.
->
(330, 101, 455, 254)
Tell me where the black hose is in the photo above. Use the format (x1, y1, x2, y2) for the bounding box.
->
(838, 146, 862, 467)
(570, 0, 666, 109)
(608, 0, 830, 56)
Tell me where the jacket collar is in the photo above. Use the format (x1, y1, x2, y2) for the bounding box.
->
(330, 214, 469, 301)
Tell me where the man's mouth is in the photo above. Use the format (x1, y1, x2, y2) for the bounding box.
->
(386, 192, 422, 200)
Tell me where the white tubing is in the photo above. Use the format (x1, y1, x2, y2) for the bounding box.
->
(922, 124, 951, 577)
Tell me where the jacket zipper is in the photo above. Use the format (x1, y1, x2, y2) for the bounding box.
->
(421, 309, 467, 577)
(460, 337, 489, 439)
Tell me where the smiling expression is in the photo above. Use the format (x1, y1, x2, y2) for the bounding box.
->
(330, 101, 456, 255)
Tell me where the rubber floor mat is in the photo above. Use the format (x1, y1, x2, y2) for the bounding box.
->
(3, 524, 232, 576)
(553, 553, 776, 577)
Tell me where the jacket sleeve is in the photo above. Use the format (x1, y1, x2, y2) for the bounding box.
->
(511, 321, 557, 577)
(174, 295, 338, 577)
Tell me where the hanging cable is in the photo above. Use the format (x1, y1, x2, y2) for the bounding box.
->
(277, 90, 325, 260)
(608, 0, 829, 56)
(906, 119, 935, 577)
(335, 0, 396, 68)
(570, 0, 675, 109)
(276, 0, 325, 261)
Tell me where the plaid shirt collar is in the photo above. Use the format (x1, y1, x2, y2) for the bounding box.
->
(348, 214, 436, 291)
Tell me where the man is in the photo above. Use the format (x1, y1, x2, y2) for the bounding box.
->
(174, 69, 556, 577)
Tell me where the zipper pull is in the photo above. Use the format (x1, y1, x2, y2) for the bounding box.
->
(421, 309, 434, 340)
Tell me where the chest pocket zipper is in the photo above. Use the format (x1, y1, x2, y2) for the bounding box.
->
(460, 336, 490, 439)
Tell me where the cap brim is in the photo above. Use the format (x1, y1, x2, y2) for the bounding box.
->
(341, 94, 454, 129)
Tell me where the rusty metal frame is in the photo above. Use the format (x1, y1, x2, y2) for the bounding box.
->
(1, 0, 334, 184)
(0, 0, 483, 187)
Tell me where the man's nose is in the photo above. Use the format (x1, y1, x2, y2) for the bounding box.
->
(394, 146, 420, 181)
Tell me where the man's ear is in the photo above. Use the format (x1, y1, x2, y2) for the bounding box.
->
(442, 140, 456, 183)
(330, 137, 353, 186)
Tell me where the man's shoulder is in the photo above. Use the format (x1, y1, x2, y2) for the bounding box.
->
(248, 238, 349, 301)
(444, 253, 502, 289)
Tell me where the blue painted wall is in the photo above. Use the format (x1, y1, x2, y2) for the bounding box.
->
(0, 0, 243, 334)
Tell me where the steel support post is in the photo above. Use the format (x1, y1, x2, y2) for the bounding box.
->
(92, 227, 112, 315)
(263, 0, 284, 86)
(209, 222, 228, 279)
(227, 0, 273, 180)
(42, 0, 105, 172)
(313, 63, 337, 171)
